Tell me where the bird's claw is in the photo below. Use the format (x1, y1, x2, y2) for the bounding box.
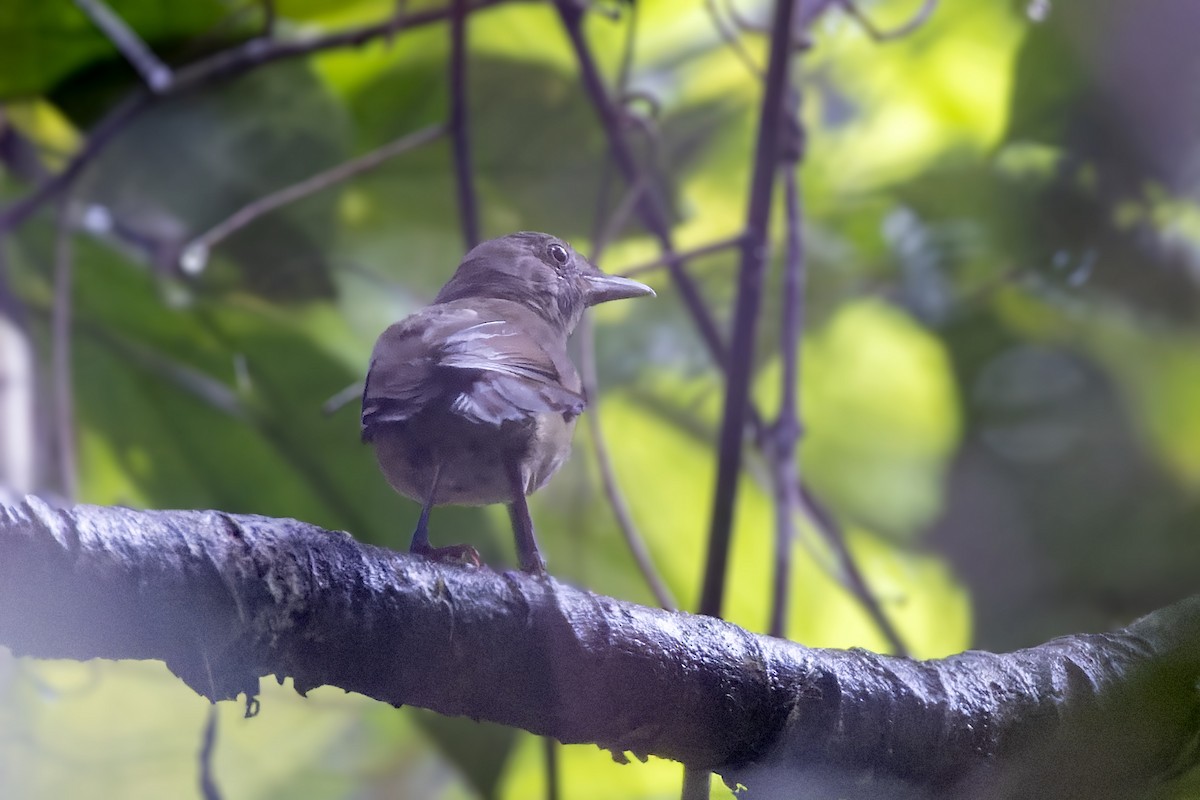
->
(521, 553, 547, 574)
(411, 542, 482, 568)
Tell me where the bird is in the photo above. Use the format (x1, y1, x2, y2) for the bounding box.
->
(360, 231, 654, 572)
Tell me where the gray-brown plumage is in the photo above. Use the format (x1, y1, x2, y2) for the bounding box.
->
(361, 232, 653, 572)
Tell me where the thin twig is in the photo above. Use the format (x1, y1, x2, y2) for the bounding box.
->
(619, 233, 747, 278)
(723, 0, 772, 34)
(178, 123, 447, 274)
(556, 2, 674, 237)
(0, 94, 148, 233)
(52, 199, 78, 502)
(0, 114, 52, 184)
(0, 0, 513, 234)
(73, 0, 173, 92)
(592, 173, 651, 259)
(765, 167, 806, 639)
(578, 315, 678, 611)
(261, 0, 276, 37)
(385, 0, 411, 47)
(161, 0, 512, 91)
(700, 0, 906, 645)
(322, 381, 364, 417)
(798, 484, 908, 656)
(699, 0, 800, 620)
(687, 2, 802, 791)
(705, 0, 763, 78)
(838, 0, 938, 41)
(613, 0, 639, 99)
(448, 0, 480, 250)
(555, 1, 729, 367)
(693, 0, 907, 648)
(578, 7, 677, 613)
(586, 0, 640, 251)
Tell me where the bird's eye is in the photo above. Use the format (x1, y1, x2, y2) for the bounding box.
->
(548, 243, 570, 266)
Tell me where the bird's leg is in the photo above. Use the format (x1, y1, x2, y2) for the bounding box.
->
(409, 462, 440, 552)
(505, 458, 546, 573)
(410, 463, 480, 567)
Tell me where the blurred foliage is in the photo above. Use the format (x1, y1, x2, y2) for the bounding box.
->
(0, 0, 232, 99)
(1, 0, 1199, 797)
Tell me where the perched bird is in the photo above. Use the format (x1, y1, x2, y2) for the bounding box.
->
(361, 232, 654, 572)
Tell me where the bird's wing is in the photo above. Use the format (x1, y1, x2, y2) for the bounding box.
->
(361, 306, 584, 438)
(360, 310, 450, 438)
(439, 320, 585, 425)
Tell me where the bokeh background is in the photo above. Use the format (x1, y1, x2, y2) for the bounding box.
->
(2, 0, 1199, 797)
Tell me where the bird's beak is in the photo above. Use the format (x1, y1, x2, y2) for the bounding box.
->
(581, 272, 656, 307)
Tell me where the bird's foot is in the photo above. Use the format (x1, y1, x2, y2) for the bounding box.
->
(411, 542, 482, 568)
(520, 551, 547, 574)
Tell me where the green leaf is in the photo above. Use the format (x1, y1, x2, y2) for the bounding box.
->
(76, 61, 351, 300)
(0, 0, 229, 99)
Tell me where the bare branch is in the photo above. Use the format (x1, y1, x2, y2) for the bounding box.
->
(724, 0, 768, 34)
(0, 94, 148, 234)
(611, 208, 908, 655)
(52, 199, 78, 502)
(178, 124, 447, 275)
(448, 0, 481, 250)
(700, 0, 801, 619)
(578, 315, 677, 611)
(765, 166, 806, 639)
(579, 8, 677, 615)
(1, 499, 1197, 797)
(619, 233, 747, 278)
(73, 0, 173, 92)
(261, 0, 277, 37)
(591, 178, 649, 260)
(0, 0, 513, 234)
(322, 380, 364, 417)
(705, 0, 763, 78)
(555, 1, 730, 367)
(797, 483, 909, 656)
(838, 0, 938, 42)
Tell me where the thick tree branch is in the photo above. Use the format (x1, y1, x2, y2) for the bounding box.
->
(1, 499, 1197, 797)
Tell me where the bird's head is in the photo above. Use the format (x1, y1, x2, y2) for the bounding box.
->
(434, 232, 654, 333)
